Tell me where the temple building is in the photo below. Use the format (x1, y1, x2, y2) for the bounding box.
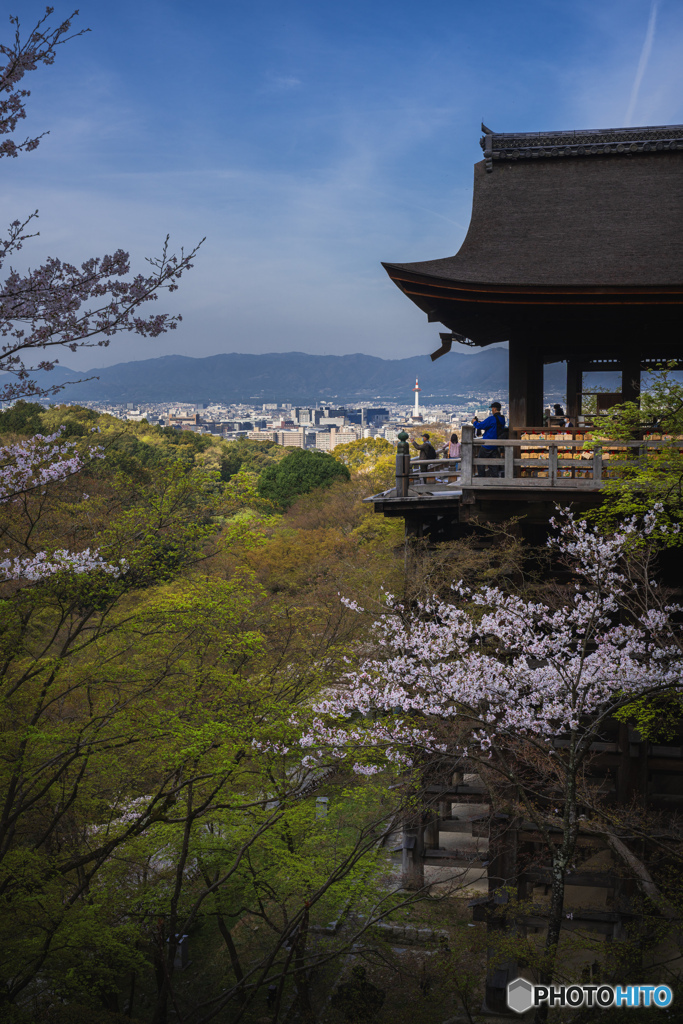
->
(379, 124, 683, 1015)
(383, 123, 683, 435)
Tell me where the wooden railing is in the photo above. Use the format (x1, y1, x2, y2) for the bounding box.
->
(391, 423, 675, 497)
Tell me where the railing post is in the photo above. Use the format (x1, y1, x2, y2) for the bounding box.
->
(504, 443, 514, 481)
(548, 443, 558, 485)
(395, 429, 411, 497)
(592, 445, 603, 485)
(461, 423, 474, 485)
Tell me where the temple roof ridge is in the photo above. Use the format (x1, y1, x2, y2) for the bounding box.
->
(480, 121, 683, 171)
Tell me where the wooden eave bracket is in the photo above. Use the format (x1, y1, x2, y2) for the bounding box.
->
(430, 331, 476, 360)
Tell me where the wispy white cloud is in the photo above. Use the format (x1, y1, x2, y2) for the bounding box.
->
(260, 73, 303, 94)
(625, 1, 658, 125)
(558, 0, 683, 132)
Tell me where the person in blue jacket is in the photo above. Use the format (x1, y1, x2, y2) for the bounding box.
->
(472, 401, 505, 477)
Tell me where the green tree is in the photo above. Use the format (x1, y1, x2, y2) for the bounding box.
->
(332, 436, 394, 473)
(588, 365, 683, 542)
(220, 438, 287, 481)
(257, 448, 350, 509)
(0, 400, 46, 436)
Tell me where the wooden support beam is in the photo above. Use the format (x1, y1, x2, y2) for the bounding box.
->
(484, 814, 520, 1014)
(622, 354, 641, 405)
(423, 848, 487, 864)
(566, 359, 582, 424)
(401, 817, 425, 890)
(424, 810, 440, 850)
(509, 338, 544, 434)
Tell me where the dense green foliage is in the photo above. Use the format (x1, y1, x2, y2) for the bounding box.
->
(587, 366, 683, 542)
(0, 404, 414, 1023)
(4, 402, 683, 1022)
(257, 446, 350, 509)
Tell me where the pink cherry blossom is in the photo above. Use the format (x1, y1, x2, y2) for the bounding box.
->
(0, 429, 121, 582)
(300, 508, 683, 769)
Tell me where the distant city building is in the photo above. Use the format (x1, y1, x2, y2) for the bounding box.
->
(169, 412, 200, 427)
(315, 427, 358, 451)
(248, 429, 278, 442)
(294, 407, 323, 425)
(277, 429, 306, 448)
(345, 407, 389, 426)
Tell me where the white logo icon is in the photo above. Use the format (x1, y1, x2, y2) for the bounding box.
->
(507, 978, 534, 1014)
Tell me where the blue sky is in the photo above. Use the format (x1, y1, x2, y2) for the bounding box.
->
(5, 0, 683, 369)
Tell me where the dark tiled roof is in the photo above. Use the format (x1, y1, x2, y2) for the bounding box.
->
(480, 123, 683, 172)
(386, 135, 683, 288)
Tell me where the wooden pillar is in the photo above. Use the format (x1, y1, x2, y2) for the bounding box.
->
(460, 423, 474, 484)
(438, 799, 451, 821)
(566, 360, 582, 425)
(483, 815, 519, 1015)
(424, 810, 440, 850)
(401, 816, 425, 890)
(405, 517, 422, 539)
(395, 429, 411, 496)
(508, 338, 544, 434)
(621, 356, 641, 405)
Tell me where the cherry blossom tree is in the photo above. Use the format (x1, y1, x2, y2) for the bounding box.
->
(300, 509, 683, 1012)
(0, 426, 128, 580)
(0, 7, 202, 402)
(0, 7, 201, 582)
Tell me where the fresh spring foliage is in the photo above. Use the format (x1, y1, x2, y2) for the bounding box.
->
(588, 365, 683, 542)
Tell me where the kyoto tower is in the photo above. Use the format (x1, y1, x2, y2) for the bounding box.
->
(411, 377, 423, 422)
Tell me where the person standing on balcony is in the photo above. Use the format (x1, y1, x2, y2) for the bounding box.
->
(411, 432, 438, 483)
(411, 432, 437, 461)
(437, 431, 461, 481)
(472, 402, 505, 477)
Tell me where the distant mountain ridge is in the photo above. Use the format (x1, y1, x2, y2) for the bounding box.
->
(2, 349, 568, 405)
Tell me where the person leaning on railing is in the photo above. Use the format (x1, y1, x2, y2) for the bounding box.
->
(472, 402, 505, 477)
(437, 431, 461, 481)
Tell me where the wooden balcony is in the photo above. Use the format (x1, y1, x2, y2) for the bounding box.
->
(366, 424, 670, 528)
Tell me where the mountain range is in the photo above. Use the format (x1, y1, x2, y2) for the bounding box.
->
(4, 349, 573, 406)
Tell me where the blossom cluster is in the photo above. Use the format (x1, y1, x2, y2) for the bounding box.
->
(0, 430, 89, 503)
(0, 431, 121, 583)
(0, 9, 83, 161)
(0, 548, 123, 583)
(300, 509, 683, 771)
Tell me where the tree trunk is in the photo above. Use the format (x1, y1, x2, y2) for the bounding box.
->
(216, 912, 246, 1003)
(151, 920, 170, 1024)
(533, 761, 579, 1024)
(292, 906, 314, 1022)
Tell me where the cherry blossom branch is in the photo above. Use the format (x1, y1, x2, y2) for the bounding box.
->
(0, 429, 92, 502)
(0, 234, 204, 401)
(0, 547, 123, 582)
(0, 429, 125, 582)
(0, 10, 203, 400)
(0, 7, 88, 160)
